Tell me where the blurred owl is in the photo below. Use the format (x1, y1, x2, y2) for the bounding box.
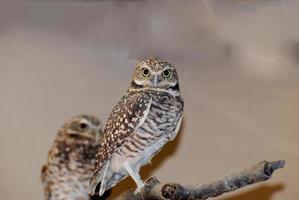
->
(90, 59, 184, 196)
(41, 115, 104, 200)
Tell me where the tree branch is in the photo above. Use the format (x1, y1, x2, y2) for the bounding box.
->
(123, 160, 285, 200)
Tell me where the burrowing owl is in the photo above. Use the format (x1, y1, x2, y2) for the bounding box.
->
(41, 115, 103, 200)
(90, 59, 184, 196)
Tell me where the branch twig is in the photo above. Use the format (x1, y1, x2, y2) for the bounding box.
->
(123, 160, 285, 200)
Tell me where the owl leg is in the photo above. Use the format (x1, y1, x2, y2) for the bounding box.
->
(124, 162, 144, 194)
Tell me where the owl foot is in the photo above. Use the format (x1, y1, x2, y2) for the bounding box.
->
(134, 182, 145, 195)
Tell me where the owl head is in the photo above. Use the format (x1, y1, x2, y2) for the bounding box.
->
(129, 58, 180, 92)
(59, 115, 103, 142)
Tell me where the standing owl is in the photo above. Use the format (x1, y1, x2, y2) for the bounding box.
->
(90, 59, 184, 196)
(41, 115, 104, 200)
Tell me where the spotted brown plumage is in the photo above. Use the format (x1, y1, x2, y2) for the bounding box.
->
(41, 115, 104, 200)
(90, 59, 184, 196)
(96, 91, 152, 169)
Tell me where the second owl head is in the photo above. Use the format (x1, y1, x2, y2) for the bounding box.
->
(59, 115, 103, 142)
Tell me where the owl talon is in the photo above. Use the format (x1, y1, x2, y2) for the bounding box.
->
(134, 183, 145, 195)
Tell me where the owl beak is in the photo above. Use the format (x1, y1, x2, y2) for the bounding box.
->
(153, 74, 158, 87)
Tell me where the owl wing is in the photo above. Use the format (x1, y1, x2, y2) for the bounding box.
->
(90, 91, 152, 195)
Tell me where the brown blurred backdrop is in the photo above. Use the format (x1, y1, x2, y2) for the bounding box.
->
(0, 1, 298, 200)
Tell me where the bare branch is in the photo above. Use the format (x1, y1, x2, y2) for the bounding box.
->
(123, 160, 285, 200)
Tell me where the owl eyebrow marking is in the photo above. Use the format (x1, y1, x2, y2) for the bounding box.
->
(158, 66, 172, 72)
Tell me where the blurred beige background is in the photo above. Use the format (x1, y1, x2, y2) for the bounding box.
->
(0, 1, 298, 200)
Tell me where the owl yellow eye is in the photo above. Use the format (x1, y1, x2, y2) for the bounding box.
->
(162, 69, 171, 78)
(141, 68, 150, 77)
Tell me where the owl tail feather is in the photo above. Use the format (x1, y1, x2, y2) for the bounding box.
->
(89, 160, 111, 197)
